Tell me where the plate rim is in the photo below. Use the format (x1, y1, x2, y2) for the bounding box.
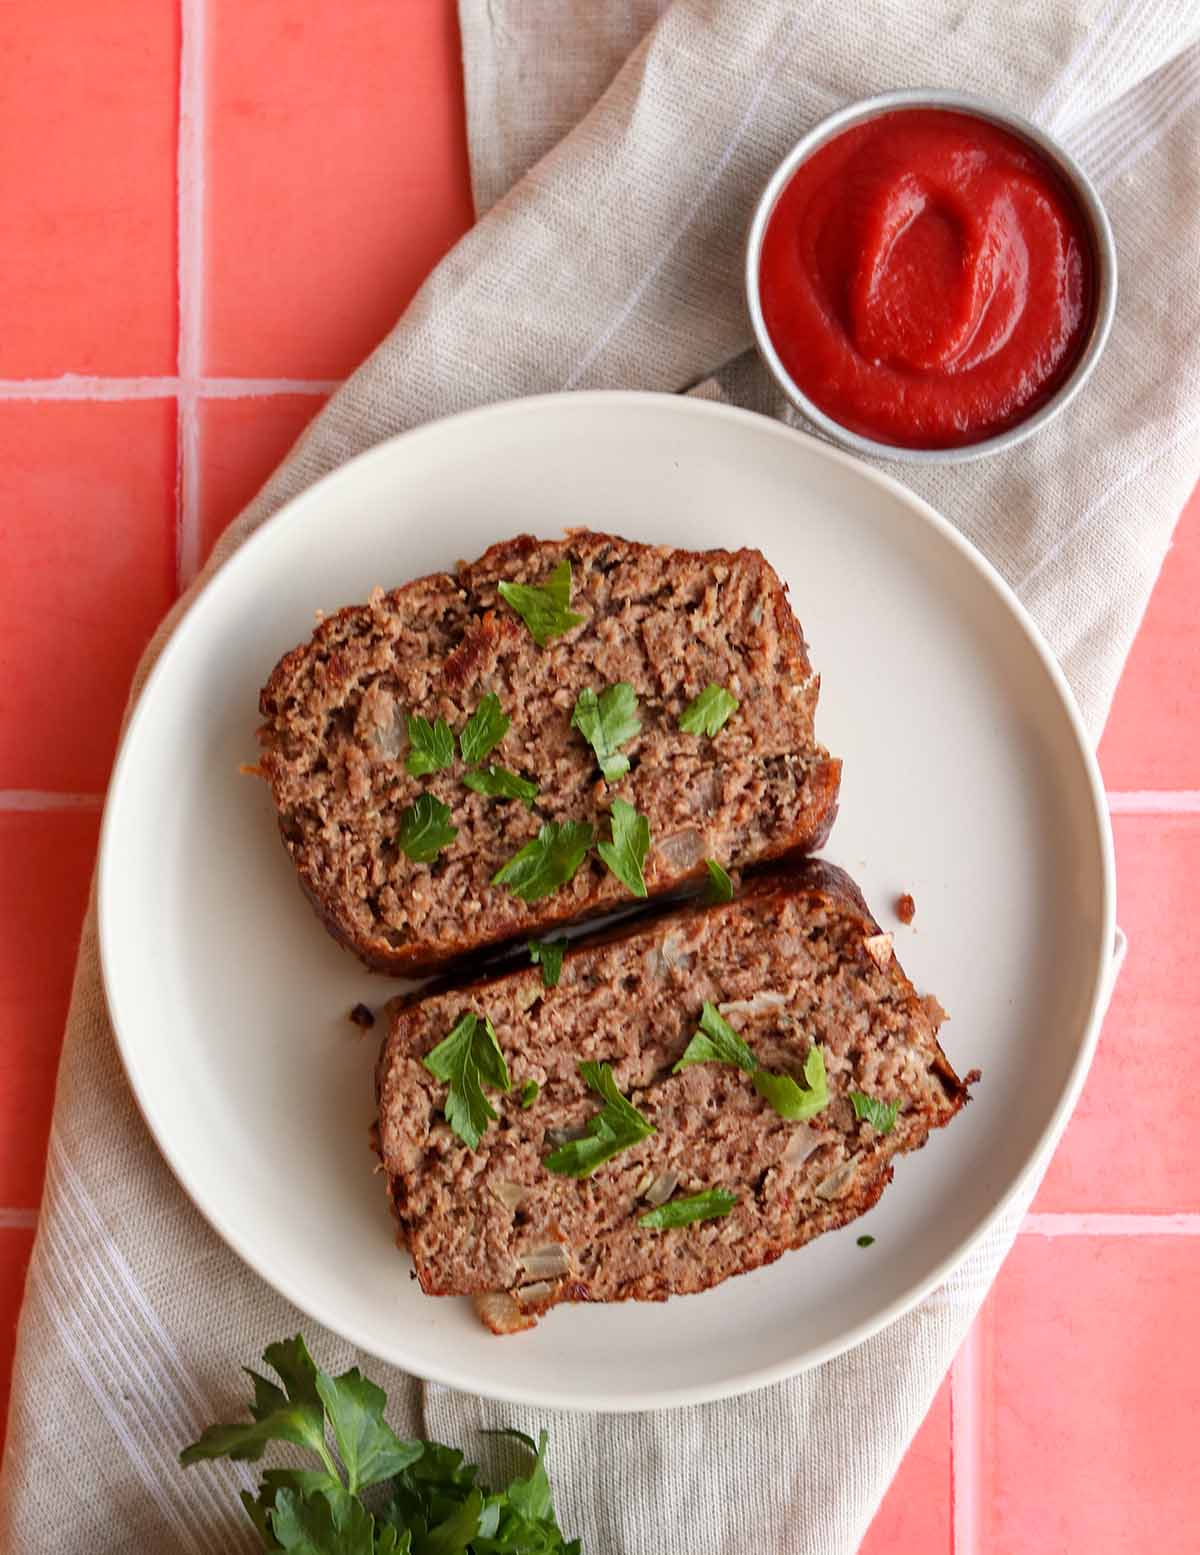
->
(98, 389, 1116, 1411)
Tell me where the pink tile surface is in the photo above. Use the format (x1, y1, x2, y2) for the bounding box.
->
(1100, 486, 1200, 789)
(1036, 813, 1200, 1213)
(0, 812, 100, 1207)
(199, 395, 327, 565)
(0, 400, 178, 793)
(206, 0, 474, 378)
(858, 1379, 952, 1555)
(0, 0, 178, 376)
(981, 1235, 1200, 1555)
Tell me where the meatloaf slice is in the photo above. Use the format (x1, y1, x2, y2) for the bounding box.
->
(257, 531, 840, 975)
(375, 861, 970, 1333)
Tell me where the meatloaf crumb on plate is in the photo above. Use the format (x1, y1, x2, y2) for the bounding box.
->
(258, 531, 841, 975)
(375, 860, 970, 1334)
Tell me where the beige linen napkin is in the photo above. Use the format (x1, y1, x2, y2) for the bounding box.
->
(4, 2, 1199, 1551)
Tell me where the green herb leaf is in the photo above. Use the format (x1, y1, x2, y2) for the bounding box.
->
(753, 1045, 829, 1122)
(459, 694, 510, 765)
(497, 560, 585, 647)
(570, 682, 641, 782)
(313, 1368, 421, 1493)
(181, 1335, 331, 1471)
(703, 859, 734, 903)
(679, 682, 739, 736)
(396, 794, 458, 863)
(673, 1001, 758, 1075)
(520, 1080, 540, 1109)
(492, 820, 595, 902)
(638, 1188, 737, 1229)
(543, 1060, 655, 1178)
(405, 714, 455, 777)
(596, 797, 650, 898)
(271, 1487, 377, 1555)
(857, 1234, 876, 1248)
(462, 765, 539, 808)
(423, 1013, 512, 1151)
(850, 1091, 901, 1135)
(528, 939, 565, 987)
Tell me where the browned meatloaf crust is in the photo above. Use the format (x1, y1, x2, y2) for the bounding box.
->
(258, 531, 841, 975)
(375, 860, 969, 1333)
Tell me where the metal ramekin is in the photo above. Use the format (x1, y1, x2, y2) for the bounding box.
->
(744, 89, 1118, 464)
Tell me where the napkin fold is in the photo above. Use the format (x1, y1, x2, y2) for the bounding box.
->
(4, 2, 1199, 1551)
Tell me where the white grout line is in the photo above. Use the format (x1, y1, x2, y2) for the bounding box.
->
(1107, 790, 1200, 813)
(202, 377, 341, 398)
(0, 791, 104, 812)
(950, 1320, 982, 1555)
(0, 376, 339, 401)
(1023, 1212, 1200, 1236)
(175, 0, 208, 592)
(0, 376, 182, 401)
(0, 1209, 38, 1230)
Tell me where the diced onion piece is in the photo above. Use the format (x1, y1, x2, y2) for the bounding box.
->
(718, 990, 788, 1019)
(657, 828, 705, 873)
(782, 1131, 828, 1169)
(642, 1170, 680, 1207)
(814, 1160, 858, 1201)
(474, 1291, 535, 1335)
(862, 933, 894, 970)
(489, 1179, 528, 1212)
(518, 1242, 572, 1281)
(514, 1280, 557, 1306)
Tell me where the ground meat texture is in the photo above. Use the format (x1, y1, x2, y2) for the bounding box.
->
(375, 860, 969, 1332)
(257, 532, 841, 975)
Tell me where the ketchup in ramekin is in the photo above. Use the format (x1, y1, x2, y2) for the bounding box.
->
(757, 108, 1097, 450)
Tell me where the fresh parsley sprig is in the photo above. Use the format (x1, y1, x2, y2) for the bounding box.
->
(396, 794, 458, 862)
(597, 798, 651, 897)
(423, 1012, 512, 1151)
(678, 682, 739, 736)
(492, 820, 595, 902)
(528, 939, 566, 987)
(850, 1091, 901, 1134)
(181, 1334, 581, 1553)
(498, 560, 585, 647)
(639, 1188, 737, 1229)
(571, 682, 641, 782)
(543, 1061, 655, 1178)
(674, 1001, 829, 1123)
(463, 765, 539, 807)
(459, 694, 510, 765)
(405, 715, 455, 777)
(703, 859, 734, 903)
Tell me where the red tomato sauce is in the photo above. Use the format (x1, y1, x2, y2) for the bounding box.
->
(758, 109, 1095, 449)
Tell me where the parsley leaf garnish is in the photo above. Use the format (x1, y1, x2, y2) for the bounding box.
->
(459, 693, 510, 765)
(753, 1045, 829, 1122)
(543, 1060, 655, 1178)
(182, 1334, 580, 1554)
(673, 1001, 829, 1123)
(673, 1002, 757, 1074)
(520, 1080, 540, 1109)
(528, 939, 566, 987)
(679, 682, 739, 736)
(857, 1234, 876, 1248)
(405, 714, 455, 777)
(850, 1091, 901, 1134)
(396, 794, 458, 862)
(597, 797, 651, 897)
(497, 560, 585, 647)
(638, 1188, 737, 1229)
(703, 859, 734, 902)
(492, 820, 595, 902)
(571, 682, 641, 782)
(422, 1012, 511, 1150)
(462, 765, 539, 807)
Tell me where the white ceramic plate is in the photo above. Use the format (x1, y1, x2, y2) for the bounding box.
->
(99, 391, 1114, 1411)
